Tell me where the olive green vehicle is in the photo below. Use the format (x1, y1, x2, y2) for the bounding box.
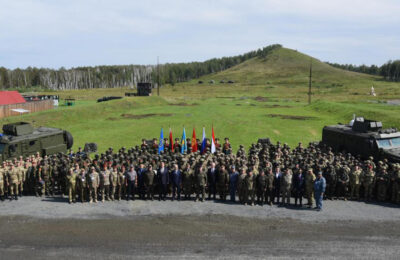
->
(322, 116, 400, 162)
(0, 122, 73, 162)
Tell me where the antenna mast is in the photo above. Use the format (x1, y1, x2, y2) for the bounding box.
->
(157, 56, 160, 96)
(308, 60, 312, 105)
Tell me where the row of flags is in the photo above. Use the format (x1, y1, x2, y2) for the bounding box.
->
(158, 127, 216, 154)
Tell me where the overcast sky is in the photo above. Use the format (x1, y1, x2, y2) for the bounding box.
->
(0, 0, 399, 69)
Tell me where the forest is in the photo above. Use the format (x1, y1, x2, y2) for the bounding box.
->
(0, 45, 282, 90)
(327, 60, 400, 82)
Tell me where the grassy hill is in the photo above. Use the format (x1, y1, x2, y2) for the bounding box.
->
(2, 47, 400, 153)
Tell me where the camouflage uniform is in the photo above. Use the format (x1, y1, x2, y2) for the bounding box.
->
(238, 170, 247, 204)
(195, 167, 207, 202)
(66, 170, 77, 203)
(349, 167, 362, 200)
(304, 170, 316, 207)
(99, 168, 111, 202)
(217, 167, 229, 201)
(182, 165, 194, 200)
(87, 169, 100, 203)
(7, 166, 20, 200)
(109, 168, 119, 201)
(362, 166, 375, 201)
(391, 164, 400, 204)
(76, 170, 87, 202)
(244, 172, 255, 205)
(0, 167, 5, 200)
(376, 169, 389, 202)
(280, 170, 292, 205)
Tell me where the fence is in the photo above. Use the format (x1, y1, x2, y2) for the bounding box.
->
(0, 100, 54, 118)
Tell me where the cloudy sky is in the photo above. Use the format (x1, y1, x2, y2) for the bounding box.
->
(0, 0, 399, 69)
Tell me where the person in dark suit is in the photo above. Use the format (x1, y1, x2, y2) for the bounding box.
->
(273, 166, 282, 204)
(136, 163, 147, 199)
(207, 162, 217, 200)
(292, 166, 305, 207)
(157, 161, 169, 200)
(170, 164, 182, 200)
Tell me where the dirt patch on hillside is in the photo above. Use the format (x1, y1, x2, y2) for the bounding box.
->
(253, 96, 271, 102)
(264, 104, 293, 108)
(107, 117, 119, 121)
(169, 102, 198, 106)
(121, 113, 174, 119)
(267, 114, 314, 120)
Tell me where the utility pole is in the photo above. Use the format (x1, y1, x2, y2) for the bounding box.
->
(157, 56, 160, 96)
(308, 60, 312, 105)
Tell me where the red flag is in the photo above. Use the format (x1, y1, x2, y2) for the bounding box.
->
(211, 126, 216, 153)
(169, 128, 173, 149)
(192, 128, 198, 152)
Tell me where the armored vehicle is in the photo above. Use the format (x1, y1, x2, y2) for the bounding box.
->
(322, 116, 400, 162)
(0, 122, 73, 162)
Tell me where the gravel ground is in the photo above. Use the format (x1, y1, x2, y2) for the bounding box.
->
(0, 196, 399, 222)
(0, 196, 399, 259)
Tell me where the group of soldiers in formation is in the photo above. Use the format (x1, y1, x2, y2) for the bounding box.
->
(1, 137, 400, 210)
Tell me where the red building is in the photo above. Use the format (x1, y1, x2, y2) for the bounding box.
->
(0, 91, 26, 105)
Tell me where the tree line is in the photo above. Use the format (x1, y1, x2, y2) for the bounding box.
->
(326, 60, 400, 82)
(0, 44, 282, 90)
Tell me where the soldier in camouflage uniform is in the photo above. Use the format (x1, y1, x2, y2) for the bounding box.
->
(87, 167, 100, 203)
(337, 164, 350, 200)
(256, 170, 268, 206)
(376, 168, 390, 202)
(280, 168, 292, 206)
(349, 165, 362, 200)
(324, 164, 337, 200)
(110, 165, 119, 201)
(66, 168, 77, 203)
(238, 168, 247, 204)
(217, 164, 229, 201)
(182, 163, 194, 200)
(361, 164, 375, 201)
(195, 165, 207, 202)
(304, 169, 316, 208)
(7, 164, 20, 200)
(144, 164, 155, 200)
(244, 170, 255, 206)
(117, 165, 126, 200)
(76, 168, 87, 202)
(391, 164, 400, 204)
(0, 164, 5, 201)
(99, 164, 111, 202)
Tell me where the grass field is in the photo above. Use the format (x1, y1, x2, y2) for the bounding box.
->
(2, 47, 400, 152)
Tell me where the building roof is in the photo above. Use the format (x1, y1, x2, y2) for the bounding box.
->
(0, 91, 26, 105)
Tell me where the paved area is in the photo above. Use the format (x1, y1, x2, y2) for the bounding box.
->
(0, 197, 399, 259)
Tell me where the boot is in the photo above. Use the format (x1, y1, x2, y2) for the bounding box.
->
(15, 195, 18, 200)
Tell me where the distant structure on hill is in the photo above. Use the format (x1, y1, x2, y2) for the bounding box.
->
(137, 82, 152, 96)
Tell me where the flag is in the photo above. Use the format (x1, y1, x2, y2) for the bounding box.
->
(192, 128, 198, 152)
(158, 128, 164, 154)
(169, 128, 173, 150)
(181, 127, 187, 154)
(201, 127, 206, 154)
(211, 126, 216, 153)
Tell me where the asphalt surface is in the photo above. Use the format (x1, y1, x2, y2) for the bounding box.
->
(0, 197, 399, 259)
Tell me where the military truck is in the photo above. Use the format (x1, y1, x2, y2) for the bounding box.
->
(0, 122, 73, 162)
(322, 116, 400, 162)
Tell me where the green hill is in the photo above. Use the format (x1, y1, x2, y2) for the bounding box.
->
(199, 47, 374, 85)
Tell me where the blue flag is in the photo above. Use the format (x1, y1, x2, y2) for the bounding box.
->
(181, 127, 187, 154)
(158, 128, 164, 154)
(201, 127, 206, 154)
